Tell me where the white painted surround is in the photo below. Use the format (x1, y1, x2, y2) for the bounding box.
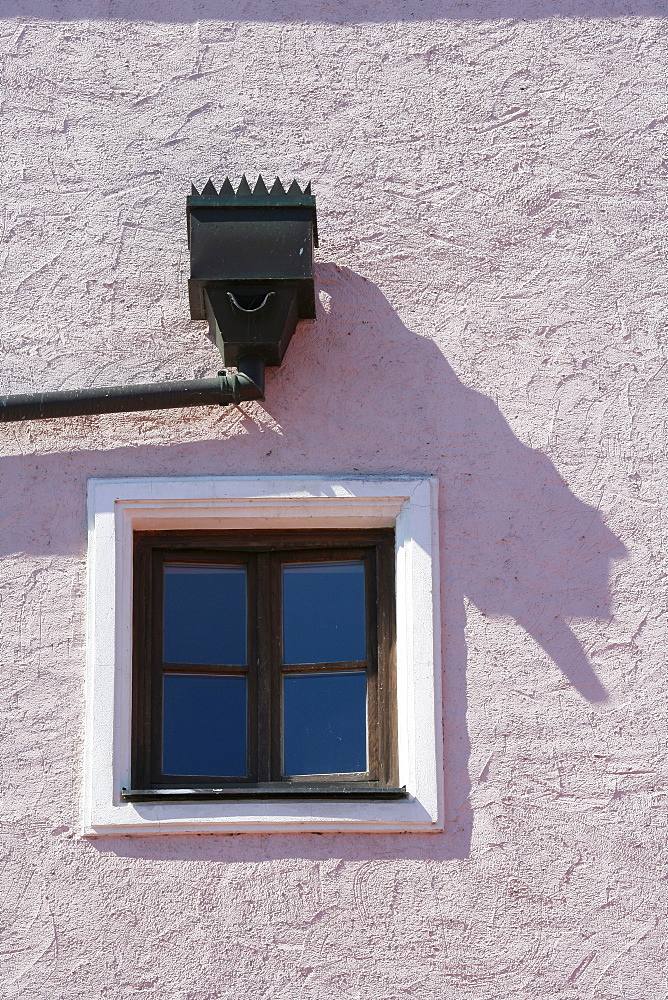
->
(83, 476, 442, 835)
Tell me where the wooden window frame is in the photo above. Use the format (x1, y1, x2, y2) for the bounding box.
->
(128, 528, 399, 799)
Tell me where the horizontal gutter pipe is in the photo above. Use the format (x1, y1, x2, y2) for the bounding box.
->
(0, 356, 265, 423)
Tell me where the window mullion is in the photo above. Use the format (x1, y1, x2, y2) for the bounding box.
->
(255, 551, 273, 783)
(268, 552, 283, 782)
(246, 554, 259, 783)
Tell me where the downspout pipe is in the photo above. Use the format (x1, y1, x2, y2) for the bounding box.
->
(0, 356, 265, 423)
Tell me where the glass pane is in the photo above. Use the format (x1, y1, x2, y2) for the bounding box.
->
(283, 671, 367, 776)
(283, 561, 365, 664)
(163, 564, 246, 664)
(163, 673, 247, 777)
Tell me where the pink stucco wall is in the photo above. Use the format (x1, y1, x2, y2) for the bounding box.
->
(1, 1, 667, 996)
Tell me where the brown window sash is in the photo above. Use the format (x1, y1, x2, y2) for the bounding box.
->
(130, 529, 398, 796)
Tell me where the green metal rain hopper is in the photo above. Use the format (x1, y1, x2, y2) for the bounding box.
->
(187, 175, 318, 368)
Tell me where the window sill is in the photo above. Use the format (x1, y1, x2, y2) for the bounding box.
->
(121, 785, 408, 802)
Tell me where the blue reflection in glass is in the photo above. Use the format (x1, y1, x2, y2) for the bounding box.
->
(163, 565, 246, 664)
(283, 561, 365, 664)
(283, 671, 367, 775)
(162, 673, 247, 776)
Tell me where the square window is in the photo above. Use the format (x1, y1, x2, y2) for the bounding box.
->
(128, 530, 400, 797)
(83, 477, 442, 834)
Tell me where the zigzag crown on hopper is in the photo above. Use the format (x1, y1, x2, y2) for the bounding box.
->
(189, 175, 313, 200)
(187, 174, 318, 245)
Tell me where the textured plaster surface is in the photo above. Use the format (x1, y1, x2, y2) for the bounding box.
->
(0, 3, 667, 998)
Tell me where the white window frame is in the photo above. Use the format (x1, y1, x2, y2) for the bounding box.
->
(83, 476, 442, 835)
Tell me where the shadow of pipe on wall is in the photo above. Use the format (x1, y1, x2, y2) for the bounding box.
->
(0, 264, 627, 863)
